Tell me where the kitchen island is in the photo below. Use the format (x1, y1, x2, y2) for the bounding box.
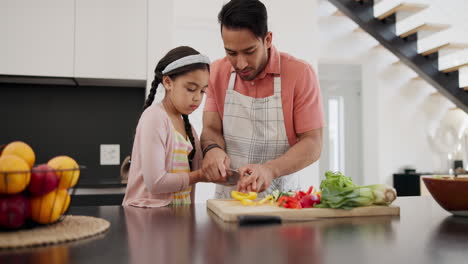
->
(1, 196, 467, 264)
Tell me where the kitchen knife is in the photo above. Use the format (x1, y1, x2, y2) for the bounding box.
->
(224, 168, 241, 186)
(238, 215, 282, 226)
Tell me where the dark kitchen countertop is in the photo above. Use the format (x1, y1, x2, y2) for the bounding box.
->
(75, 180, 127, 188)
(1, 196, 468, 264)
(70, 184, 126, 206)
(62, 177, 127, 205)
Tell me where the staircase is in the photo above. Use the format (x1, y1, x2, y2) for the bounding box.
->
(327, 0, 468, 113)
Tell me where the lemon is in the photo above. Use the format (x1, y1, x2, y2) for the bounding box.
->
(2, 141, 35, 168)
(48, 156, 80, 189)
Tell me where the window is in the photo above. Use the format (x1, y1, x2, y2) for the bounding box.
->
(328, 96, 345, 173)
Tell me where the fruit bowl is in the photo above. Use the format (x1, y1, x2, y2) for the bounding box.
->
(422, 175, 468, 217)
(0, 166, 83, 230)
(0, 141, 83, 230)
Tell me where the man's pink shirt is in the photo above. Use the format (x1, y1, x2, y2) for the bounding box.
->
(204, 45, 325, 146)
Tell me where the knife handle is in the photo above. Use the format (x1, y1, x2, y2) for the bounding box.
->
(238, 215, 282, 226)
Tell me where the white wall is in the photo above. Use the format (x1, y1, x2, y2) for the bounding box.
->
(267, 0, 321, 192)
(318, 0, 467, 186)
(148, 0, 320, 202)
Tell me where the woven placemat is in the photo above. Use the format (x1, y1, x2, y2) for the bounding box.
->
(0, 215, 110, 249)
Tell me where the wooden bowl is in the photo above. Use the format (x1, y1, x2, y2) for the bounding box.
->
(422, 176, 468, 216)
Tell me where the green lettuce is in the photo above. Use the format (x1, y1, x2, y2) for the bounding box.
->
(315, 171, 397, 210)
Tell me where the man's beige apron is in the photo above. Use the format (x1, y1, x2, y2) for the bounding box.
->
(215, 64, 300, 198)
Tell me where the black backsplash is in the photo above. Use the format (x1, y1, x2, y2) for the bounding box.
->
(1, 82, 145, 186)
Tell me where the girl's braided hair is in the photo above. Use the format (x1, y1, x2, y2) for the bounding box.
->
(144, 46, 209, 169)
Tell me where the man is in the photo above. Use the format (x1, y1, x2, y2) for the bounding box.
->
(201, 0, 324, 198)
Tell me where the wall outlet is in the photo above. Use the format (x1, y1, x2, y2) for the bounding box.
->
(100, 144, 120, 165)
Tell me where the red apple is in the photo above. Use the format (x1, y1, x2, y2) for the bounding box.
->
(0, 194, 31, 229)
(29, 164, 59, 196)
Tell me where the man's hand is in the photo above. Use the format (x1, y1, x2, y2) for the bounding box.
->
(201, 148, 230, 183)
(236, 164, 278, 193)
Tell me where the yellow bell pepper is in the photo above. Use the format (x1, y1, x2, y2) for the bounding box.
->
(241, 199, 255, 206)
(231, 191, 258, 201)
(258, 195, 274, 205)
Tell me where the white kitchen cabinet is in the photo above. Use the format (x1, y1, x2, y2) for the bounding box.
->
(0, 0, 75, 77)
(74, 0, 147, 81)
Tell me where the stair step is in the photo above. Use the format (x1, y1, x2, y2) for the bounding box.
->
(332, 10, 345, 16)
(371, 43, 384, 49)
(420, 42, 468, 56)
(399, 23, 450, 38)
(375, 2, 428, 20)
(458, 66, 468, 89)
(353, 27, 364, 33)
(441, 63, 468, 73)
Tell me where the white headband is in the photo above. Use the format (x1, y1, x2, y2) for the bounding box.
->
(162, 54, 211, 74)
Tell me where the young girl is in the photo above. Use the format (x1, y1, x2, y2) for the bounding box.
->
(123, 46, 221, 207)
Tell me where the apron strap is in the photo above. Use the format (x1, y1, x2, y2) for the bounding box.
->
(227, 71, 236, 91)
(273, 75, 281, 94)
(273, 55, 282, 94)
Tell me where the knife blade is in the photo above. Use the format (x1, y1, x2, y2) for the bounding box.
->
(225, 169, 241, 185)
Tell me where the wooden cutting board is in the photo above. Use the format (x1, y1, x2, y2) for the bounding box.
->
(207, 199, 400, 222)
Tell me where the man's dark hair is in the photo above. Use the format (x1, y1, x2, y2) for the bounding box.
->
(218, 0, 268, 39)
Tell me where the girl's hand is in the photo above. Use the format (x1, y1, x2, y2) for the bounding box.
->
(201, 148, 229, 183)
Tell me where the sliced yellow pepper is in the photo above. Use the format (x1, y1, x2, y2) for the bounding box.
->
(231, 191, 258, 201)
(241, 199, 256, 206)
(258, 195, 274, 205)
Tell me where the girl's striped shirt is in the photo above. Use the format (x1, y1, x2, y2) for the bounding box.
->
(169, 129, 193, 205)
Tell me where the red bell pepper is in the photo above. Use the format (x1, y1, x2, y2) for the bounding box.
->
(275, 186, 320, 209)
(299, 193, 321, 208)
(294, 186, 314, 201)
(277, 196, 302, 209)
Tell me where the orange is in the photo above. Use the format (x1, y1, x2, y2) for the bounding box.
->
(0, 154, 31, 194)
(2, 141, 35, 168)
(47, 156, 80, 189)
(30, 189, 70, 224)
